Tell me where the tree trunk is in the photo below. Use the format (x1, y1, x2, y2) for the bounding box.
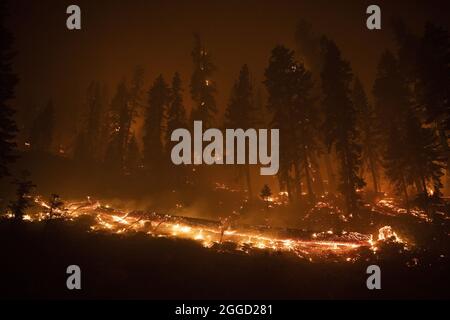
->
(437, 124, 450, 192)
(401, 175, 410, 215)
(293, 162, 302, 201)
(245, 164, 253, 200)
(415, 178, 424, 193)
(368, 151, 379, 193)
(340, 141, 354, 215)
(312, 154, 325, 195)
(286, 175, 293, 203)
(303, 152, 315, 203)
(421, 176, 428, 195)
(324, 152, 336, 193)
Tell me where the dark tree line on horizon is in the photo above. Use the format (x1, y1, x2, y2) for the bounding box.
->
(1, 4, 449, 216)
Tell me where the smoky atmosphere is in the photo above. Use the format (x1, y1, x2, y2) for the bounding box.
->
(0, 0, 449, 301)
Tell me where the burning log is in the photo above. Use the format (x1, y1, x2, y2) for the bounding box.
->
(10, 196, 412, 262)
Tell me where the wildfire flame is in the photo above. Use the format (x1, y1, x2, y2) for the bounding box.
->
(377, 225, 404, 243)
(3, 196, 410, 262)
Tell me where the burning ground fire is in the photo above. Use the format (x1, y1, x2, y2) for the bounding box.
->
(374, 197, 432, 222)
(0, 196, 410, 262)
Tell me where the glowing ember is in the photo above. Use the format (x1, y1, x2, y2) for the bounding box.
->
(375, 197, 431, 222)
(3, 196, 414, 262)
(377, 225, 404, 243)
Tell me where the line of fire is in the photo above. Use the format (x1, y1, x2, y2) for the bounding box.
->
(0, 0, 449, 299)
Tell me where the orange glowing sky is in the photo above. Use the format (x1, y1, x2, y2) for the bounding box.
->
(7, 0, 450, 143)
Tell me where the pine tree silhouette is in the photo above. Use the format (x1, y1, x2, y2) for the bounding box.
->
(166, 72, 188, 187)
(291, 59, 318, 204)
(29, 100, 55, 153)
(374, 51, 413, 209)
(403, 110, 445, 196)
(190, 34, 217, 129)
(0, 2, 18, 178)
(320, 37, 365, 213)
(353, 77, 381, 193)
(85, 81, 103, 161)
(143, 75, 170, 178)
(9, 171, 36, 221)
(225, 65, 257, 199)
(166, 72, 187, 143)
(125, 134, 141, 176)
(264, 46, 300, 201)
(416, 23, 450, 190)
(126, 66, 145, 149)
(105, 80, 130, 172)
